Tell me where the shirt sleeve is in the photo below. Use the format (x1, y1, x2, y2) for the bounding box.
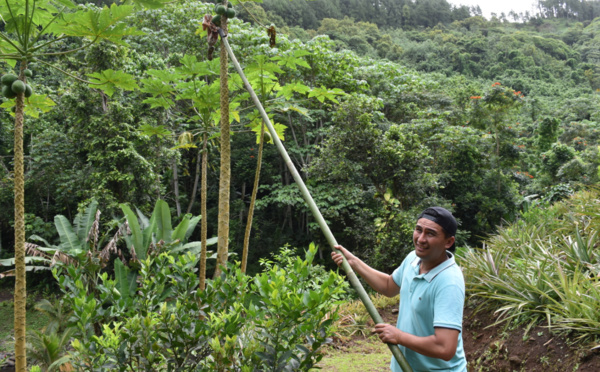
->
(433, 282, 465, 332)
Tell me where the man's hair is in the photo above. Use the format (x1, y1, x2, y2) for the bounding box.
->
(417, 207, 457, 253)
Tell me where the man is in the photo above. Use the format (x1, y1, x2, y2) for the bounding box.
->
(331, 207, 467, 371)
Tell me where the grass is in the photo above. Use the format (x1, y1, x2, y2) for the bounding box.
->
(0, 298, 50, 354)
(315, 338, 391, 371)
(332, 294, 399, 339)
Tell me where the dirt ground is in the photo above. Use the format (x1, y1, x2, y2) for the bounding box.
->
(322, 303, 600, 371)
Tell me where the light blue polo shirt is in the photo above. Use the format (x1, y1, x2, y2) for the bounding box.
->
(390, 251, 467, 372)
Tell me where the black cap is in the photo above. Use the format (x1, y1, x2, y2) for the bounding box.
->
(417, 207, 457, 252)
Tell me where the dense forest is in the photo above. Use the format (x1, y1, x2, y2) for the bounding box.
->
(0, 0, 599, 370)
(0, 0, 599, 276)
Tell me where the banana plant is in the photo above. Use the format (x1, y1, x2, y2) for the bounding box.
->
(119, 198, 214, 262)
(24, 200, 124, 293)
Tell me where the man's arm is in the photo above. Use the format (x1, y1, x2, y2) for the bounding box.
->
(373, 324, 459, 361)
(331, 245, 399, 297)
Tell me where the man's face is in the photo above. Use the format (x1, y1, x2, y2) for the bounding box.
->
(413, 218, 454, 263)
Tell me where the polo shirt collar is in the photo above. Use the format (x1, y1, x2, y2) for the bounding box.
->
(410, 251, 456, 283)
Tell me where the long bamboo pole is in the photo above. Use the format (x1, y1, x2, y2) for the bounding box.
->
(218, 29, 413, 372)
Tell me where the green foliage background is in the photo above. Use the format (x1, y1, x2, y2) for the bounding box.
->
(0, 0, 599, 276)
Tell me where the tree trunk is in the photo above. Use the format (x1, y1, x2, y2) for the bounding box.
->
(199, 134, 208, 290)
(241, 124, 265, 273)
(173, 158, 181, 217)
(14, 66, 27, 372)
(186, 147, 202, 215)
(215, 10, 230, 278)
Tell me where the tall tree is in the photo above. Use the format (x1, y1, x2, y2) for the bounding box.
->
(215, 1, 232, 277)
(0, 1, 160, 369)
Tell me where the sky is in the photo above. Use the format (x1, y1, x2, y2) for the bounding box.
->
(446, 0, 540, 20)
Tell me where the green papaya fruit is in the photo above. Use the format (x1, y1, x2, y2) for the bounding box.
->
(11, 80, 26, 94)
(1, 74, 18, 86)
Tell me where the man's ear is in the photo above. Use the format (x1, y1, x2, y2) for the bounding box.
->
(445, 236, 455, 249)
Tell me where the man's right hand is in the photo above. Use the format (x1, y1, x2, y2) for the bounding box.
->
(331, 245, 358, 268)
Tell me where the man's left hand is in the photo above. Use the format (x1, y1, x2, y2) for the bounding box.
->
(373, 323, 402, 344)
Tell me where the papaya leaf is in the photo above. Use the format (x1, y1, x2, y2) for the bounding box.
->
(272, 52, 311, 70)
(251, 122, 286, 144)
(141, 96, 174, 109)
(177, 55, 218, 76)
(139, 124, 171, 139)
(144, 69, 182, 82)
(127, 0, 171, 9)
(308, 86, 346, 103)
(277, 103, 310, 117)
(87, 69, 139, 97)
(2, 95, 57, 118)
(49, 4, 144, 45)
(277, 83, 311, 100)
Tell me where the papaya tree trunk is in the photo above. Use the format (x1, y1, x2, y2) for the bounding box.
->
(14, 67, 27, 372)
(241, 124, 265, 273)
(214, 7, 230, 278)
(173, 158, 181, 217)
(186, 147, 202, 215)
(199, 133, 208, 290)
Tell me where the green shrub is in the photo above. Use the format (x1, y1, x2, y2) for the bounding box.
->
(58, 244, 345, 371)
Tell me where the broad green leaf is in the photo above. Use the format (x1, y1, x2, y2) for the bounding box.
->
(272, 51, 311, 70)
(120, 204, 145, 260)
(2, 94, 57, 118)
(126, 0, 171, 9)
(251, 122, 286, 144)
(177, 55, 218, 76)
(114, 259, 136, 301)
(74, 200, 98, 244)
(152, 199, 172, 243)
(28, 235, 52, 247)
(278, 102, 310, 117)
(308, 86, 346, 103)
(170, 238, 218, 255)
(141, 96, 174, 109)
(54, 215, 82, 254)
(49, 4, 144, 45)
(87, 69, 139, 97)
(0, 256, 51, 266)
(144, 69, 182, 82)
(171, 215, 190, 242)
(277, 83, 310, 100)
(184, 215, 201, 241)
(139, 124, 171, 138)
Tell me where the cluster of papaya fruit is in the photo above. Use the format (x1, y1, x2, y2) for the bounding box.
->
(1, 70, 33, 99)
(212, 0, 236, 27)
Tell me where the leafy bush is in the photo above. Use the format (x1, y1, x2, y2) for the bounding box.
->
(56, 244, 345, 371)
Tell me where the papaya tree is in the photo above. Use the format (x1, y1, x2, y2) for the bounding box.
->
(140, 54, 233, 289)
(215, 0, 232, 278)
(0, 0, 164, 369)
